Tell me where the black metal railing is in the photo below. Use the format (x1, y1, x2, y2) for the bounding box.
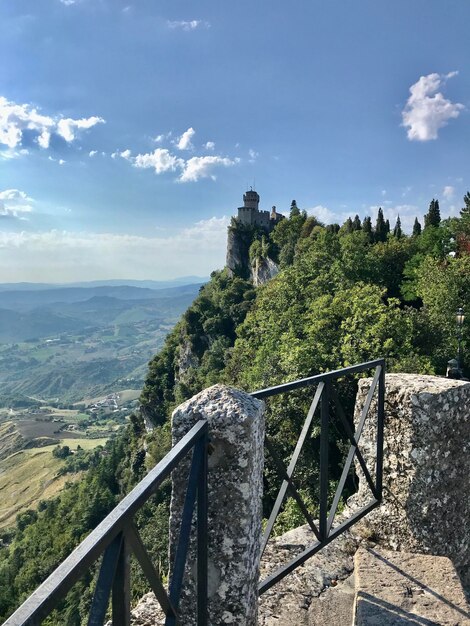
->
(3, 420, 209, 626)
(251, 358, 385, 595)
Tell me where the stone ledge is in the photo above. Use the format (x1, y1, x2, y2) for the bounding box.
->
(354, 547, 470, 625)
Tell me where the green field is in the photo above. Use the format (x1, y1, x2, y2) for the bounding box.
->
(0, 423, 108, 529)
(0, 448, 73, 529)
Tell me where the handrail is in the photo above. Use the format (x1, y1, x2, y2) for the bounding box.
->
(4, 420, 209, 626)
(252, 359, 385, 594)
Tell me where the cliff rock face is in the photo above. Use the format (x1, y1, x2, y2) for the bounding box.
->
(250, 256, 279, 287)
(349, 373, 470, 586)
(226, 226, 251, 278)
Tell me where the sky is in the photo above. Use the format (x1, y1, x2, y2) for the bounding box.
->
(1, 0, 470, 282)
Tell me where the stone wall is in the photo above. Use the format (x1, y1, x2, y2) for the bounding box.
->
(350, 373, 470, 586)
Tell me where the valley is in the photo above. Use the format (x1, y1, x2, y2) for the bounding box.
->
(0, 279, 203, 527)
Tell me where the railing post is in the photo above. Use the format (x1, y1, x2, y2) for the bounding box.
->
(376, 363, 385, 502)
(170, 384, 265, 626)
(319, 379, 330, 541)
(197, 431, 208, 626)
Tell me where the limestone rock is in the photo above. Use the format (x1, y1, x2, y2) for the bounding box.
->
(348, 373, 470, 589)
(250, 257, 279, 287)
(354, 547, 470, 625)
(170, 384, 265, 626)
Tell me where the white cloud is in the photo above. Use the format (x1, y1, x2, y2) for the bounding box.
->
(0, 96, 104, 153)
(402, 72, 464, 141)
(56, 116, 104, 142)
(248, 148, 258, 162)
(179, 156, 238, 182)
(167, 20, 209, 31)
(204, 141, 215, 151)
(0, 189, 33, 218)
(443, 185, 454, 199)
(133, 148, 184, 174)
(305, 205, 338, 224)
(0, 217, 229, 281)
(176, 127, 195, 151)
(60, 0, 77, 5)
(89, 150, 98, 157)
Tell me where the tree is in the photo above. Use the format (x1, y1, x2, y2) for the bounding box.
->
(385, 219, 391, 237)
(393, 215, 403, 239)
(290, 200, 300, 217)
(375, 208, 387, 242)
(424, 199, 441, 228)
(460, 192, 470, 221)
(342, 217, 354, 234)
(362, 216, 373, 241)
(412, 217, 422, 237)
(352, 214, 362, 231)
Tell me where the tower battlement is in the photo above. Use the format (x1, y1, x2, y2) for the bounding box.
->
(236, 190, 284, 230)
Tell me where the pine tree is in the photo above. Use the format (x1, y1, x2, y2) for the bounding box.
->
(362, 216, 372, 238)
(375, 208, 387, 242)
(393, 215, 402, 239)
(352, 214, 362, 231)
(343, 217, 354, 233)
(424, 199, 441, 228)
(460, 192, 470, 221)
(412, 217, 422, 237)
(290, 200, 300, 217)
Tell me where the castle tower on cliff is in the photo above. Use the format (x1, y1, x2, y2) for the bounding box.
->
(236, 189, 284, 230)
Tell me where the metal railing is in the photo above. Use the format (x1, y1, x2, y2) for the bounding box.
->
(3, 420, 209, 626)
(251, 358, 385, 595)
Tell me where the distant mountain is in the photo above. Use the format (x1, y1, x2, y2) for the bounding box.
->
(0, 282, 204, 312)
(0, 277, 207, 292)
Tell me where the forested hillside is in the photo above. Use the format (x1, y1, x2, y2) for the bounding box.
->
(1, 195, 469, 624)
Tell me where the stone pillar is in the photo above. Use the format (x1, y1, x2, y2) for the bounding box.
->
(350, 373, 470, 586)
(170, 384, 265, 626)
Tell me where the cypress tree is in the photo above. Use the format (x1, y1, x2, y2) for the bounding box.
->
(424, 199, 441, 228)
(375, 207, 387, 242)
(362, 216, 372, 235)
(290, 200, 300, 217)
(412, 217, 422, 237)
(393, 215, 402, 239)
(352, 214, 362, 231)
(343, 217, 354, 233)
(385, 219, 391, 237)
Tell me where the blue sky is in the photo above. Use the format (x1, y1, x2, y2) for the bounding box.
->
(1, 0, 469, 282)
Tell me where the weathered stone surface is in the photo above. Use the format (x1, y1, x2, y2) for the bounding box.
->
(170, 384, 265, 626)
(348, 374, 470, 589)
(309, 574, 355, 626)
(250, 257, 279, 287)
(354, 547, 470, 625)
(258, 523, 358, 625)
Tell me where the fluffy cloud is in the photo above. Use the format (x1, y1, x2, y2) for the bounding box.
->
(204, 141, 215, 151)
(167, 20, 209, 31)
(0, 217, 229, 281)
(179, 156, 238, 182)
(0, 96, 104, 152)
(0, 189, 33, 218)
(121, 141, 239, 182)
(176, 127, 195, 151)
(133, 148, 184, 174)
(402, 72, 464, 141)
